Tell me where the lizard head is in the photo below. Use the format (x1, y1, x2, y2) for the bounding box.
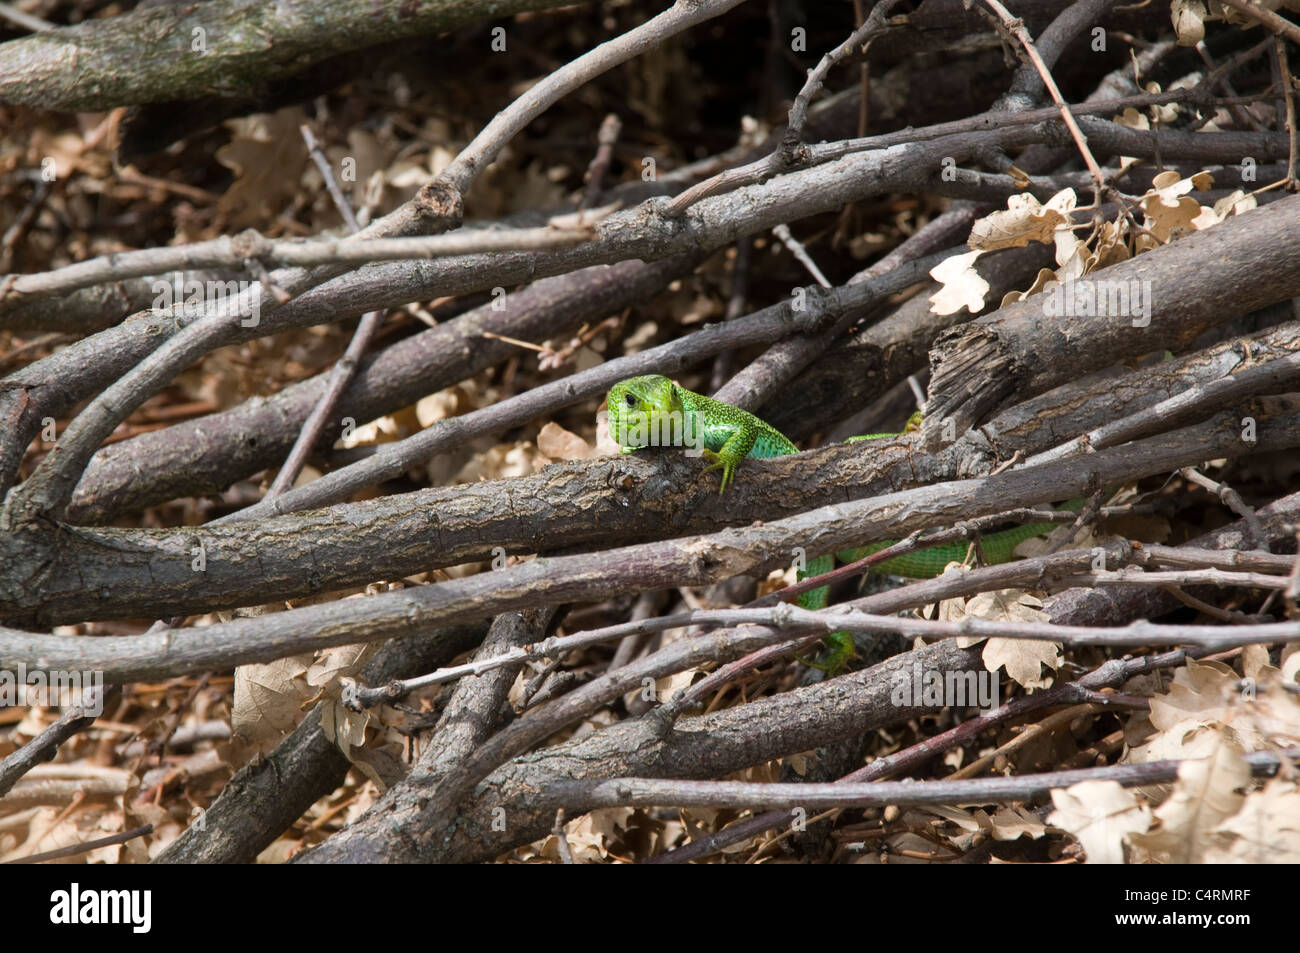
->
(606, 374, 682, 449)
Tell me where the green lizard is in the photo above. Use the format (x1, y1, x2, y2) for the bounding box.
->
(606, 374, 1065, 673)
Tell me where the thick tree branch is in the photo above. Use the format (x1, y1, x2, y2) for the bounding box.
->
(3, 408, 1297, 649)
(923, 193, 1300, 444)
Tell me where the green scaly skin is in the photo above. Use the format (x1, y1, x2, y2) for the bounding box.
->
(606, 375, 1064, 673)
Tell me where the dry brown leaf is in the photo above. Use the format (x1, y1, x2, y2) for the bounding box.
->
(968, 190, 1076, 252)
(1086, 218, 1131, 272)
(1147, 659, 1237, 731)
(1242, 644, 1271, 680)
(1281, 644, 1300, 685)
(215, 107, 308, 228)
(1204, 780, 1300, 864)
(983, 638, 1061, 690)
(1001, 266, 1059, 307)
(988, 805, 1048, 841)
(1048, 780, 1152, 864)
(1140, 172, 1210, 242)
(928, 250, 988, 316)
(1171, 0, 1210, 44)
(452, 441, 538, 483)
(346, 735, 409, 791)
(307, 642, 375, 692)
(1053, 228, 1088, 282)
(918, 804, 982, 832)
(1131, 719, 1232, 763)
(946, 589, 1059, 689)
(537, 421, 592, 462)
(537, 807, 634, 863)
(0, 806, 88, 864)
(232, 654, 313, 751)
(1130, 731, 1249, 863)
(1212, 190, 1257, 220)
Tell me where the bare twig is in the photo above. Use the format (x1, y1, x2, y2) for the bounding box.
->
(0, 685, 120, 798)
(0, 2, 51, 33)
(977, 0, 1105, 195)
(1217, 0, 1300, 46)
(1276, 37, 1300, 190)
(0, 178, 49, 273)
(2, 226, 593, 304)
(771, 224, 832, 288)
(264, 125, 385, 499)
(3, 824, 153, 864)
(708, 237, 755, 391)
(558, 749, 1295, 813)
(552, 810, 575, 864)
(651, 649, 1193, 862)
(1180, 467, 1266, 547)
(1026, 350, 1300, 467)
(581, 114, 623, 211)
(783, 0, 904, 149)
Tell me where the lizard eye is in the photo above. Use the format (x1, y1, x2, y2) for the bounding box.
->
(624, 393, 638, 408)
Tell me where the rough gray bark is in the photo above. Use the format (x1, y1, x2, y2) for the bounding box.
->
(923, 193, 1300, 446)
(4, 315, 1296, 627)
(289, 638, 987, 863)
(153, 622, 488, 864)
(3, 409, 1297, 659)
(0, 0, 582, 111)
(65, 254, 701, 523)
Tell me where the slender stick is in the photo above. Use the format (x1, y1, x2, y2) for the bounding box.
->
(581, 114, 623, 211)
(0, 685, 120, 798)
(977, 0, 1105, 195)
(650, 649, 1193, 862)
(264, 126, 382, 499)
(2, 227, 593, 303)
(1217, 0, 1300, 46)
(562, 749, 1294, 813)
(3, 824, 153, 864)
(1275, 37, 1299, 189)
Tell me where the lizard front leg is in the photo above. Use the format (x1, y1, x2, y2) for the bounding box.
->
(701, 421, 757, 494)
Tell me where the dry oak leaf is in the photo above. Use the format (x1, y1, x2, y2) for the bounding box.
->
(1129, 730, 1250, 863)
(537, 421, 592, 462)
(928, 250, 989, 316)
(968, 189, 1077, 252)
(1049, 780, 1152, 864)
(232, 653, 313, 751)
(1087, 218, 1132, 272)
(1203, 780, 1300, 864)
(1000, 266, 1059, 307)
(216, 107, 309, 228)
(950, 589, 1060, 690)
(1128, 658, 1300, 767)
(537, 808, 635, 863)
(1171, 0, 1211, 44)
(1148, 658, 1237, 731)
(983, 636, 1061, 690)
(1139, 170, 1214, 243)
(987, 805, 1048, 841)
(307, 641, 376, 693)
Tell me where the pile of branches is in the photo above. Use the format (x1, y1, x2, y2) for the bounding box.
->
(1, 0, 1299, 864)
